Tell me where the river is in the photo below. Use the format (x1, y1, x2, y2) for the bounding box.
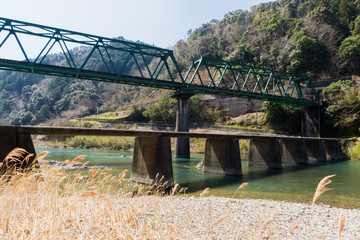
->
(36, 147, 360, 209)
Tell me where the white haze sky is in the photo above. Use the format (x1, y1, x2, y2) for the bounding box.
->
(2, 0, 271, 59)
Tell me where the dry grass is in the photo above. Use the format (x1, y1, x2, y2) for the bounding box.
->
(0, 149, 353, 239)
(0, 148, 37, 174)
(232, 182, 248, 198)
(0, 149, 190, 239)
(338, 214, 345, 239)
(312, 174, 336, 205)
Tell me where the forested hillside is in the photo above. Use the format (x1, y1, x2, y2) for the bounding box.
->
(173, 0, 360, 78)
(0, 0, 359, 125)
(0, 39, 157, 125)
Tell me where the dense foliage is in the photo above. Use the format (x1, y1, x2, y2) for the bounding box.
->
(0, 63, 150, 125)
(322, 79, 360, 136)
(173, 0, 360, 78)
(262, 101, 302, 134)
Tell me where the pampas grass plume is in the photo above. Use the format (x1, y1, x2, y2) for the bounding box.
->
(232, 182, 248, 198)
(312, 174, 336, 205)
(200, 187, 210, 197)
(338, 214, 345, 239)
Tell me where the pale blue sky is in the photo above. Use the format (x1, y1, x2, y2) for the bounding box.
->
(3, 0, 270, 49)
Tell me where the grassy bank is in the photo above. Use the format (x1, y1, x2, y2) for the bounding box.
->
(65, 136, 133, 150)
(34, 135, 133, 151)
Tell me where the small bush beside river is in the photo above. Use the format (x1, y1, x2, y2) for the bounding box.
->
(65, 136, 133, 150)
(348, 139, 360, 160)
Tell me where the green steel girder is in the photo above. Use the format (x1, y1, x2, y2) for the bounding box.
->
(0, 17, 318, 107)
(182, 57, 318, 106)
(0, 17, 184, 84)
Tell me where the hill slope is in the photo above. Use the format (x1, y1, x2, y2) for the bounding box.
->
(173, 0, 360, 78)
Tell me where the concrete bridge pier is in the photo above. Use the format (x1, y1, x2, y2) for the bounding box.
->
(131, 137, 173, 187)
(248, 139, 282, 168)
(324, 140, 342, 161)
(306, 140, 326, 162)
(0, 126, 36, 166)
(174, 93, 193, 159)
(280, 139, 308, 164)
(202, 138, 242, 175)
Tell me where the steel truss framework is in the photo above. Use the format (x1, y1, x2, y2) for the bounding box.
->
(0, 17, 318, 106)
(183, 57, 318, 106)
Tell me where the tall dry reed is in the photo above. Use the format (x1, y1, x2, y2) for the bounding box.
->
(0, 148, 188, 239)
(312, 174, 336, 205)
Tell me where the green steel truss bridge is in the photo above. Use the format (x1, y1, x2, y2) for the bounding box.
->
(0, 17, 318, 107)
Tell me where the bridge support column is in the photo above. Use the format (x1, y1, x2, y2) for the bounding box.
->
(174, 93, 193, 158)
(324, 140, 342, 161)
(0, 126, 36, 166)
(248, 139, 282, 168)
(280, 139, 308, 164)
(131, 137, 173, 187)
(306, 140, 326, 162)
(302, 106, 321, 137)
(202, 138, 242, 175)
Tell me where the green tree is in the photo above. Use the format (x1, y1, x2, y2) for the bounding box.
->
(323, 80, 360, 135)
(226, 44, 256, 65)
(34, 105, 51, 124)
(262, 101, 302, 134)
(339, 35, 360, 75)
(288, 33, 330, 74)
(143, 92, 218, 125)
(143, 92, 177, 124)
(187, 95, 217, 124)
(352, 16, 360, 35)
(1, 99, 15, 112)
(9, 111, 35, 125)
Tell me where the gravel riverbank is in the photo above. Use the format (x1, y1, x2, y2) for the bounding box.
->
(123, 196, 360, 239)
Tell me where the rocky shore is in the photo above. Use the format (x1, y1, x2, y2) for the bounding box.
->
(124, 196, 360, 239)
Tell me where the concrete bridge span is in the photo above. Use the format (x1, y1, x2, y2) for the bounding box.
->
(0, 125, 350, 187)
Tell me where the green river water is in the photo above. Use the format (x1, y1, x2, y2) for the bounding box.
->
(36, 147, 360, 209)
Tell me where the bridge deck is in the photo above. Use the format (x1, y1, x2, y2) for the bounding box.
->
(10, 125, 346, 141)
